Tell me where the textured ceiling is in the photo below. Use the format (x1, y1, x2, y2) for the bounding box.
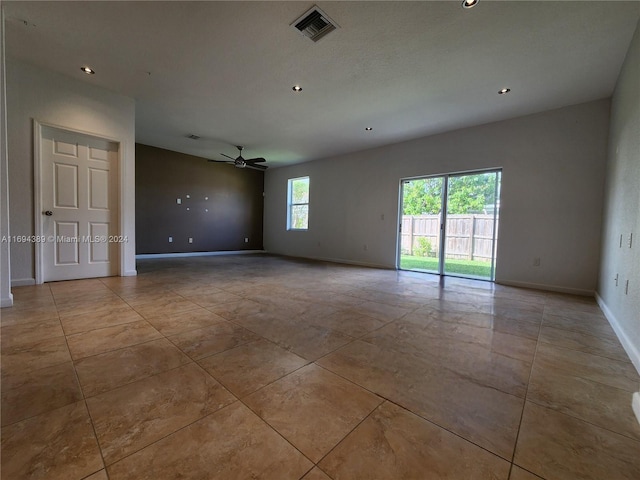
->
(4, 1, 640, 167)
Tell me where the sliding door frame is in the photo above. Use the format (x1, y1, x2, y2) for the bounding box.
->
(397, 167, 502, 281)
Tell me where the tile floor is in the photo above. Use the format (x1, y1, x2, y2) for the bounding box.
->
(1, 254, 639, 479)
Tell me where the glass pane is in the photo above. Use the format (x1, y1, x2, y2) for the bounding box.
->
(291, 204, 308, 229)
(291, 177, 309, 203)
(399, 177, 443, 273)
(443, 171, 499, 280)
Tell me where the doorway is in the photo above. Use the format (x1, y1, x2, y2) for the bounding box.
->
(35, 124, 120, 282)
(398, 169, 501, 281)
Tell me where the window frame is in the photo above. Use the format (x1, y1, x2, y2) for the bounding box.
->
(287, 176, 310, 231)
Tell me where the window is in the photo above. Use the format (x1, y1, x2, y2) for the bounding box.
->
(287, 176, 309, 230)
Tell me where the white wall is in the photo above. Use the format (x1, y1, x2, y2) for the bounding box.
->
(265, 99, 610, 295)
(1, 11, 13, 306)
(6, 60, 136, 284)
(598, 20, 640, 373)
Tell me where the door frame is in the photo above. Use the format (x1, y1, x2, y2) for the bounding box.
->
(397, 167, 502, 280)
(33, 120, 124, 284)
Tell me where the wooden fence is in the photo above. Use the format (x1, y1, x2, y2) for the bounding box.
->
(401, 214, 497, 262)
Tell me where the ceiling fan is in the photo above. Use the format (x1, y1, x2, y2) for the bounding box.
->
(208, 146, 268, 170)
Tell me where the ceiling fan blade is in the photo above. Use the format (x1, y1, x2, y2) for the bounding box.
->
(245, 157, 266, 163)
(220, 153, 236, 161)
(208, 159, 234, 164)
(245, 163, 268, 171)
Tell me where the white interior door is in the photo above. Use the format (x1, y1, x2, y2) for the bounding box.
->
(39, 126, 119, 282)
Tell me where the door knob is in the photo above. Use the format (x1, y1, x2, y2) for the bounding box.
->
(44, 210, 53, 216)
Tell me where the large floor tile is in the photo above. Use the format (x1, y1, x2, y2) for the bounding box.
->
(319, 402, 510, 479)
(74, 338, 191, 397)
(533, 342, 639, 392)
(206, 298, 273, 321)
(416, 307, 542, 340)
(318, 340, 523, 459)
(1, 336, 71, 378)
(538, 324, 630, 362)
(509, 466, 544, 480)
(144, 306, 225, 336)
(132, 297, 202, 318)
(66, 320, 162, 360)
(185, 291, 244, 308)
(514, 402, 640, 480)
(0, 317, 64, 347)
(301, 308, 387, 338)
(0, 304, 58, 326)
(55, 297, 129, 318)
(347, 300, 413, 322)
(244, 364, 383, 462)
(116, 289, 183, 307)
(107, 401, 313, 479)
(1, 401, 103, 480)
(527, 364, 640, 440)
(60, 304, 144, 335)
(168, 321, 260, 359)
(198, 339, 308, 397)
(362, 318, 535, 397)
(248, 319, 354, 361)
(542, 311, 617, 339)
(302, 468, 333, 480)
(1, 361, 82, 426)
(87, 363, 234, 464)
(84, 470, 109, 480)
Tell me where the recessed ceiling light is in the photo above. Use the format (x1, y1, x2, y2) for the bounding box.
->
(498, 88, 511, 95)
(292, 85, 302, 92)
(462, 0, 479, 9)
(81, 66, 95, 75)
(365, 127, 373, 131)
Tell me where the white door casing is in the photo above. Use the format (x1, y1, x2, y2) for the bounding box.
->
(36, 124, 120, 282)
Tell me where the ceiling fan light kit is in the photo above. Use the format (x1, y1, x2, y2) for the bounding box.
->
(208, 145, 268, 171)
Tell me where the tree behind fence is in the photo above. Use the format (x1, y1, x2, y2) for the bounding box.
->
(401, 214, 497, 262)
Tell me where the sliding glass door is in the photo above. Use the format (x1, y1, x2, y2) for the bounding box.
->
(399, 177, 444, 274)
(399, 169, 501, 281)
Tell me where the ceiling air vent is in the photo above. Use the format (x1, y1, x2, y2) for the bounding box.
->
(186, 134, 200, 140)
(291, 6, 338, 42)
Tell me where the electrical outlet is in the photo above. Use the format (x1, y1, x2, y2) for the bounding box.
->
(363, 244, 368, 251)
(244, 237, 249, 243)
(629, 233, 633, 248)
(177, 198, 181, 205)
(188, 237, 193, 244)
(186, 194, 190, 199)
(168, 236, 173, 243)
(533, 257, 541, 267)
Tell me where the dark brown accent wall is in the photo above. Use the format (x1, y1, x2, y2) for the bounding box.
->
(135, 144, 264, 254)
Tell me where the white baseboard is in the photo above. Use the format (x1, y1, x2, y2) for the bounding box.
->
(633, 392, 640, 426)
(496, 279, 594, 297)
(596, 293, 640, 375)
(136, 250, 265, 260)
(11, 278, 36, 287)
(123, 270, 138, 276)
(1, 293, 14, 308)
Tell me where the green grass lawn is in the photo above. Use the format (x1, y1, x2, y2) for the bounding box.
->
(400, 255, 492, 278)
